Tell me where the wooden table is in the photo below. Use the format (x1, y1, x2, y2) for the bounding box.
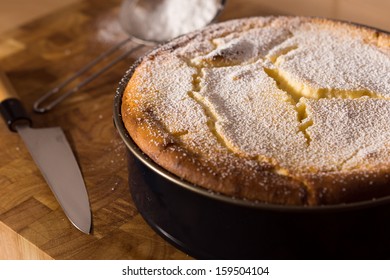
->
(0, 0, 389, 260)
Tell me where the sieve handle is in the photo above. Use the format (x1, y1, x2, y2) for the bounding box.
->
(33, 38, 143, 113)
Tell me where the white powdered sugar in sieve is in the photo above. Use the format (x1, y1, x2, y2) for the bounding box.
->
(119, 0, 223, 42)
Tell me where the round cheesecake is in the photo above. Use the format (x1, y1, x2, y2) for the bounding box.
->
(121, 16, 390, 206)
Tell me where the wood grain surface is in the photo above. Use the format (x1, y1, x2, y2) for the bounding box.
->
(0, 0, 80, 34)
(0, 0, 389, 260)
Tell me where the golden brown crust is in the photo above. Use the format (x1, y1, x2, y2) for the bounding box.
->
(122, 81, 308, 205)
(302, 169, 390, 205)
(121, 16, 390, 206)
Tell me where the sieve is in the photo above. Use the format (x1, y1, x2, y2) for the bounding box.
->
(33, 0, 226, 113)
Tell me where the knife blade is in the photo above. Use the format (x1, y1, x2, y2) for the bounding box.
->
(0, 70, 91, 234)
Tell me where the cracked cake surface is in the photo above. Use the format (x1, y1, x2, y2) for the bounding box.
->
(121, 16, 390, 205)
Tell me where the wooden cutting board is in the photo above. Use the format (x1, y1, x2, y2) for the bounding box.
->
(0, 0, 191, 260)
(0, 0, 389, 260)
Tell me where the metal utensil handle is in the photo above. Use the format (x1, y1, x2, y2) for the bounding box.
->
(33, 38, 142, 113)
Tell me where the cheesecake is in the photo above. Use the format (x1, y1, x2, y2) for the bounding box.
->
(121, 16, 390, 205)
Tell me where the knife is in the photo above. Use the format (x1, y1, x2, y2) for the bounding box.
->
(0, 70, 91, 234)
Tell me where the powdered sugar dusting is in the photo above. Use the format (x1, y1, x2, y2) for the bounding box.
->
(267, 24, 390, 96)
(192, 27, 291, 65)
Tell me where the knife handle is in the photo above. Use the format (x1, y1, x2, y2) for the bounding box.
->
(0, 70, 32, 132)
